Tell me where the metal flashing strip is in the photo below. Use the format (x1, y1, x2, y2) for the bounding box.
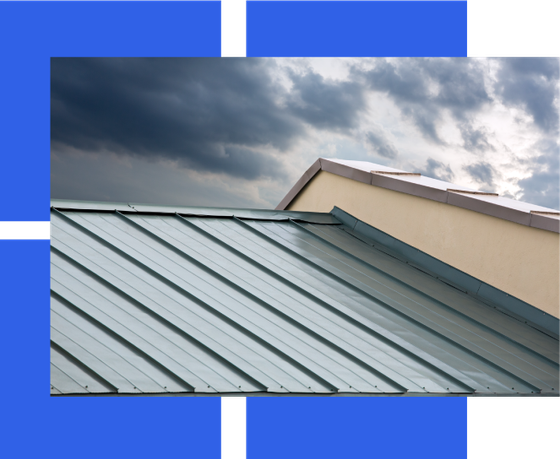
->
(372, 171, 421, 176)
(331, 206, 560, 339)
(447, 189, 499, 196)
(52, 199, 338, 224)
(531, 211, 560, 219)
(51, 200, 136, 213)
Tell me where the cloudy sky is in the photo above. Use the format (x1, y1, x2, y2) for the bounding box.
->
(51, 57, 559, 210)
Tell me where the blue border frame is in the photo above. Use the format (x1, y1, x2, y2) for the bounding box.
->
(1, 1, 471, 457)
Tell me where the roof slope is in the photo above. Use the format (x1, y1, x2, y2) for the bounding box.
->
(50, 201, 559, 396)
(277, 158, 560, 233)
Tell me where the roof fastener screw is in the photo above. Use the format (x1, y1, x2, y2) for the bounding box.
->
(239, 386, 241, 389)
(208, 385, 211, 388)
(85, 385, 88, 389)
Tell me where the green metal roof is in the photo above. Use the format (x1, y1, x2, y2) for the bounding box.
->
(50, 200, 559, 396)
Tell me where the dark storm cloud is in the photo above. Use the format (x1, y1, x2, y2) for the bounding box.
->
(459, 123, 494, 152)
(285, 70, 366, 130)
(353, 59, 492, 146)
(364, 126, 398, 159)
(52, 58, 367, 181)
(463, 162, 495, 189)
(516, 140, 560, 209)
(494, 58, 559, 134)
(417, 158, 455, 182)
(51, 58, 299, 180)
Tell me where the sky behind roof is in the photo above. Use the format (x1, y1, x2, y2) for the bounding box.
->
(51, 57, 560, 209)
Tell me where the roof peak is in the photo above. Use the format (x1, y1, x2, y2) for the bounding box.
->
(276, 158, 559, 233)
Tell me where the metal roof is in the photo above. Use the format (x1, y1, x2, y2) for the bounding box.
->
(50, 200, 559, 396)
(276, 158, 560, 233)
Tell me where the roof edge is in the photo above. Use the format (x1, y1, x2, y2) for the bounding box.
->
(277, 159, 559, 233)
(51, 391, 559, 397)
(275, 159, 321, 210)
(331, 206, 560, 339)
(51, 199, 340, 224)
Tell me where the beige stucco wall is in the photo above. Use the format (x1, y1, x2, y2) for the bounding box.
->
(287, 171, 560, 317)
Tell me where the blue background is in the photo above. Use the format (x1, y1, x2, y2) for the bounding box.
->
(1, 1, 467, 457)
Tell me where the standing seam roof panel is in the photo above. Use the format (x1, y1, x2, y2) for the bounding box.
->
(50, 203, 559, 396)
(240, 219, 556, 392)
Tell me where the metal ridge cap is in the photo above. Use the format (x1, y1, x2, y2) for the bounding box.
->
(320, 157, 373, 185)
(366, 170, 557, 230)
(529, 213, 560, 232)
(444, 194, 560, 232)
(278, 158, 560, 233)
(445, 192, 531, 224)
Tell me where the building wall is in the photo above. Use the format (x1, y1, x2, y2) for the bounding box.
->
(287, 171, 560, 317)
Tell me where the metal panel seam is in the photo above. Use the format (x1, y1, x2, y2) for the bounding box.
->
(51, 249, 271, 392)
(50, 361, 89, 394)
(51, 340, 118, 393)
(292, 221, 559, 369)
(176, 214, 423, 392)
(51, 287, 196, 392)
(273, 222, 553, 390)
(113, 212, 345, 393)
(250, 221, 547, 392)
(51, 273, 219, 392)
(235, 218, 487, 393)
(52, 216, 274, 392)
